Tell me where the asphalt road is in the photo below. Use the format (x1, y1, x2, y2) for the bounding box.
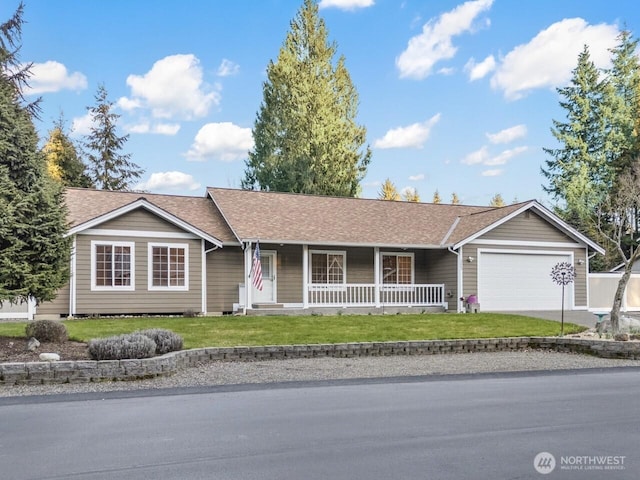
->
(1, 370, 639, 480)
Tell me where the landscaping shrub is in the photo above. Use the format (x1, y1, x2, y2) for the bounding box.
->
(25, 320, 68, 343)
(88, 333, 156, 361)
(136, 328, 183, 355)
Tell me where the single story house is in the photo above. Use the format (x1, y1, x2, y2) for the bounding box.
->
(34, 187, 604, 318)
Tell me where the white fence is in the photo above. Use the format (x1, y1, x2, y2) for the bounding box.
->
(0, 298, 35, 320)
(588, 273, 640, 311)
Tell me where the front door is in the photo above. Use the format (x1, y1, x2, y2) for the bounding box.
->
(253, 251, 276, 303)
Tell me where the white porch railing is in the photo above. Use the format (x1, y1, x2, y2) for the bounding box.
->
(307, 283, 446, 307)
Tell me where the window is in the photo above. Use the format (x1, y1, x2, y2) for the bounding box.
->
(310, 251, 346, 285)
(382, 253, 414, 285)
(148, 243, 188, 290)
(91, 241, 134, 290)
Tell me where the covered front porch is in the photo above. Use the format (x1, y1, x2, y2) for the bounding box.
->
(236, 243, 453, 312)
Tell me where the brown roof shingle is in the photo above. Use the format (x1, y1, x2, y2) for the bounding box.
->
(207, 187, 498, 247)
(65, 188, 237, 243)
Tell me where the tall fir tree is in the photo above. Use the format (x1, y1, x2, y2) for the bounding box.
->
(432, 190, 441, 204)
(542, 45, 609, 218)
(242, 0, 370, 196)
(451, 192, 460, 205)
(43, 115, 93, 187)
(0, 5, 70, 304)
(84, 85, 143, 190)
(378, 178, 400, 200)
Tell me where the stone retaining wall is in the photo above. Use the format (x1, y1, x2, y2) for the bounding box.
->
(1, 337, 639, 385)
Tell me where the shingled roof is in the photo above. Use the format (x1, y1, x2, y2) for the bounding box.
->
(64, 188, 237, 244)
(207, 187, 503, 247)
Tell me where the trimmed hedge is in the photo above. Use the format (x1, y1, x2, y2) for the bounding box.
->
(136, 329, 183, 355)
(25, 320, 68, 343)
(88, 333, 156, 361)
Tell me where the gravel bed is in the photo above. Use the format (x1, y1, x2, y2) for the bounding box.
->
(2, 349, 640, 398)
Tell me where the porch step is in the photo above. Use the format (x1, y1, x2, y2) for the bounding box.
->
(251, 303, 284, 309)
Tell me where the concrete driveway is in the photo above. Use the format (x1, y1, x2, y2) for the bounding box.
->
(498, 310, 600, 328)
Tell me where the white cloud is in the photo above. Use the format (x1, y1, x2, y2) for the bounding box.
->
(125, 122, 181, 136)
(465, 54, 496, 81)
(481, 169, 503, 176)
(409, 173, 425, 181)
(217, 59, 240, 77)
(374, 114, 441, 149)
(136, 171, 201, 192)
(461, 146, 490, 165)
(186, 122, 254, 161)
(70, 113, 94, 137)
(490, 18, 619, 100)
(117, 96, 142, 112)
(319, 0, 374, 10)
(484, 146, 528, 165)
(122, 54, 220, 120)
(26, 61, 87, 95)
(486, 124, 527, 144)
(396, 0, 493, 79)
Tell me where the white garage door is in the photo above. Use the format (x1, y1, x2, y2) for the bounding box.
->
(478, 252, 572, 311)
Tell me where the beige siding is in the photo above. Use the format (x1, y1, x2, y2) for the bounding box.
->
(74, 234, 202, 315)
(37, 282, 70, 316)
(480, 210, 573, 243)
(206, 247, 244, 313)
(268, 244, 303, 304)
(99, 208, 184, 233)
(425, 249, 458, 308)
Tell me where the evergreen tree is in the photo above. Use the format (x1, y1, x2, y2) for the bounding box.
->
(378, 178, 400, 200)
(403, 188, 420, 202)
(451, 192, 460, 205)
(43, 115, 93, 187)
(489, 193, 505, 207)
(0, 5, 70, 304)
(604, 30, 640, 175)
(84, 85, 143, 190)
(432, 190, 441, 204)
(542, 45, 609, 220)
(242, 0, 370, 196)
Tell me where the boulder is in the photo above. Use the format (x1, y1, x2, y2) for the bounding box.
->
(614, 333, 630, 342)
(39, 352, 61, 362)
(26, 337, 40, 351)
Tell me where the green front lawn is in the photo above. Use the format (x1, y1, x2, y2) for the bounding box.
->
(0, 313, 585, 349)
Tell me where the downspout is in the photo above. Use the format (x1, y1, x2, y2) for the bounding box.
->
(202, 243, 220, 316)
(448, 246, 462, 313)
(69, 236, 77, 318)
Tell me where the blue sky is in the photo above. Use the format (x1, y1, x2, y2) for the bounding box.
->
(2, 0, 638, 205)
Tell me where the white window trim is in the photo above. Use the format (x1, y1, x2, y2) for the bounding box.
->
(148, 242, 190, 291)
(380, 251, 415, 288)
(309, 250, 347, 289)
(91, 240, 135, 291)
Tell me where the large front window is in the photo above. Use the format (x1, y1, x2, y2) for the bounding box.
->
(310, 251, 345, 285)
(149, 243, 188, 290)
(92, 242, 134, 290)
(382, 253, 413, 285)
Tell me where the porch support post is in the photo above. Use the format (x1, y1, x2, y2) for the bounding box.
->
(244, 241, 252, 314)
(302, 244, 309, 308)
(374, 247, 381, 307)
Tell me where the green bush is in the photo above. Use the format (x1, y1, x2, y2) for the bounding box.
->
(88, 333, 156, 361)
(25, 320, 68, 343)
(136, 328, 183, 355)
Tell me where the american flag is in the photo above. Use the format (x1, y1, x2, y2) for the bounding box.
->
(251, 241, 263, 291)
